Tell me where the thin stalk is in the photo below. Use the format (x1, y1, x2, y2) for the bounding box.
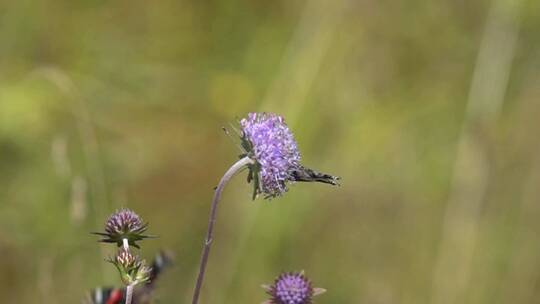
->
(122, 238, 133, 304)
(125, 284, 134, 304)
(191, 156, 254, 304)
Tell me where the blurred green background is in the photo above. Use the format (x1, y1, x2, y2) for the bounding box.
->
(1, 0, 540, 303)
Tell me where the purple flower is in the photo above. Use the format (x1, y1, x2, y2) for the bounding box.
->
(93, 208, 152, 248)
(239, 112, 340, 199)
(240, 113, 301, 198)
(262, 271, 326, 304)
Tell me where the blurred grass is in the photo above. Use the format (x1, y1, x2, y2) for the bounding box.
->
(1, 0, 540, 303)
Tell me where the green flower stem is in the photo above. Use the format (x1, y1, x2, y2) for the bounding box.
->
(191, 156, 254, 304)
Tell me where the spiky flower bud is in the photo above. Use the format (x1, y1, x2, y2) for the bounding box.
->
(93, 208, 152, 248)
(239, 112, 340, 199)
(109, 249, 152, 286)
(262, 271, 326, 304)
(116, 248, 137, 267)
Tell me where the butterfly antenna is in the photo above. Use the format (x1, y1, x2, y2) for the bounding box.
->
(222, 125, 245, 153)
(228, 122, 243, 137)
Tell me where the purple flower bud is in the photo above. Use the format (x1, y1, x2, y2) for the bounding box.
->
(262, 272, 326, 304)
(116, 248, 137, 268)
(239, 112, 340, 199)
(93, 209, 152, 248)
(108, 249, 152, 286)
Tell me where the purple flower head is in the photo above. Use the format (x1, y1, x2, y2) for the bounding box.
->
(240, 113, 301, 198)
(93, 208, 153, 248)
(237, 112, 340, 199)
(262, 271, 326, 304)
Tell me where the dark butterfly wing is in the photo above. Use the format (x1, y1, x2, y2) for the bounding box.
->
(290, 165, 340, 186)
(84, 251, 173, 304)
(84, 287, 125, 304)
(149, 250, 174, 283)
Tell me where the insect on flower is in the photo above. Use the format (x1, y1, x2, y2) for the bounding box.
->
(191, 112, 340, 304)
(84, 251, 173, 304)
(232, 112, 340, 199)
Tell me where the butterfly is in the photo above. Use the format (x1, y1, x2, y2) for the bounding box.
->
(84, 250, 173, 304)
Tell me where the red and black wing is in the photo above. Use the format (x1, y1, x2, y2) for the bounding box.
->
(84, 251, 173, 304)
